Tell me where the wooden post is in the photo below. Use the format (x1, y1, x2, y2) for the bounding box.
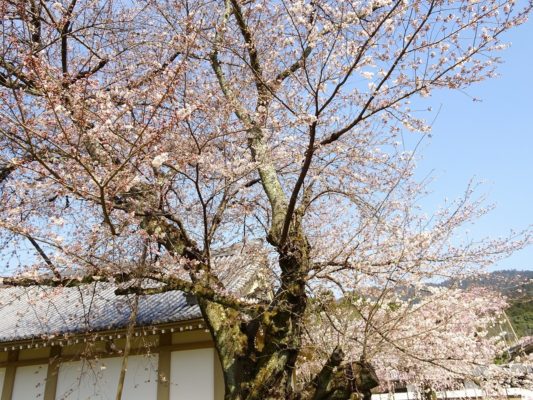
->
(43, 346, 61, 400)
(157, 333, 172, 400)
(214, 349, 224, 400)
(1, 350, 19, 400)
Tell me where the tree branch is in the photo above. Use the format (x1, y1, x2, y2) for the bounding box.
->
(320, 0, 435, 146)
(26, 235, 61, 280)
(280, 121, 317, 245)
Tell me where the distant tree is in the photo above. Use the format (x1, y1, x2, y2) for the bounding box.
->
(0, 0, 530, 399)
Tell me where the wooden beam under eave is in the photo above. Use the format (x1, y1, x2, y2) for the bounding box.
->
(0, 318, 206, 353)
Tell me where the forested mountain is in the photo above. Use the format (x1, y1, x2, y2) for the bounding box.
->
(451, 270, 532, 298)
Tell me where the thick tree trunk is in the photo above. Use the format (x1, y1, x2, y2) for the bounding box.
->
(201, 232, 380, 400)
(204, 267, 307, 398)
(215, 346, 379, 400)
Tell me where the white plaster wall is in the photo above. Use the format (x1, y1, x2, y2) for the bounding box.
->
(55, 354, 158, 400)
(12, 363, 48, 400)
(170, 348, 214, 400)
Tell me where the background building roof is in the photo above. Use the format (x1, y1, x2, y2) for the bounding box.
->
(0, 244, 268, 343)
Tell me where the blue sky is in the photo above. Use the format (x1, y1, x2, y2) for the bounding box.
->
(411, 19, 532, 271)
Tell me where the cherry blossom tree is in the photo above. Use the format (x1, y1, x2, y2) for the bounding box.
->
(0, 0, 530, 399)
(302, 287, 514, 396)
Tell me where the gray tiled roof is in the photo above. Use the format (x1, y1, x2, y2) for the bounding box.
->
(0, 283, 200, 343)
(0, 244, 267, 343)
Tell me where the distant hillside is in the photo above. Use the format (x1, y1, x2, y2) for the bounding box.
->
(447, 270, 533, 299)
(443, 270, 533, 338)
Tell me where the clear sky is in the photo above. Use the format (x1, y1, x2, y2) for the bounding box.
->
(411, 18, 532, 271)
